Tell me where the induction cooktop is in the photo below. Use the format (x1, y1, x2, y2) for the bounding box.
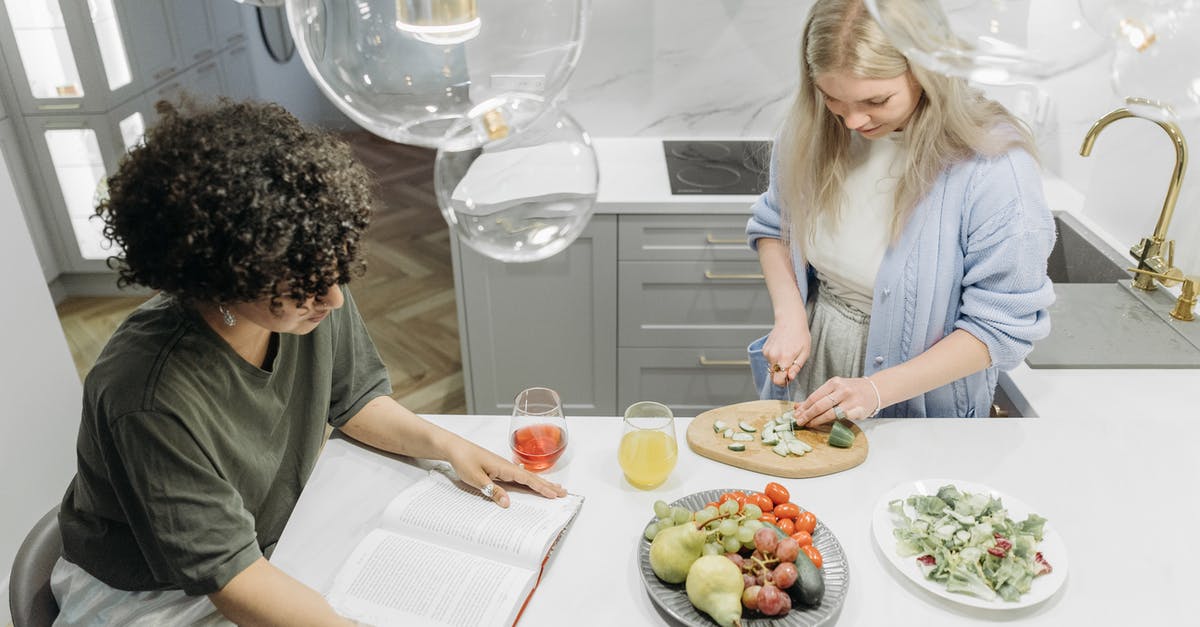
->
(662, 140, 772, 195)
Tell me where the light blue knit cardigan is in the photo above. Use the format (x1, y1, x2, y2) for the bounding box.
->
(746, 146, 1056, 417)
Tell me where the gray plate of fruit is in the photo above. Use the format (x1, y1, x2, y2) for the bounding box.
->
(638, 488, 848, 626)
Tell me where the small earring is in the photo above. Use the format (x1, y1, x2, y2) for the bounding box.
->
(218, 304, 236, 327)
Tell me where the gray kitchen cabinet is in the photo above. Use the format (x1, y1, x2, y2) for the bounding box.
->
(618, 347, 759, 415)
(456, 215, 618, 416)
(617, 259, 772, 347)
(220, 44, 256, 101)
(187, 56, 225, 97)
(1, 117, 62, 281)
(118, 0, 180, 87)
(209, 1, 246, 48)
(168, 0, 216, 66)
(454, 211, 768, 418)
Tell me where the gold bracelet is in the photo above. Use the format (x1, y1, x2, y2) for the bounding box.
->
(864, 376, 882, 418)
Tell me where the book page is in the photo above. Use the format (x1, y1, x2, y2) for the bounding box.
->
(327, 529, 534, 627)
(380, 471, 583, 566)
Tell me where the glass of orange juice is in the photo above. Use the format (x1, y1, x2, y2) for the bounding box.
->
(618, 401, 677, 489)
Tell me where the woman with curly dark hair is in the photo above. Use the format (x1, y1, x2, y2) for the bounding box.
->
(50, 99, 565, 626)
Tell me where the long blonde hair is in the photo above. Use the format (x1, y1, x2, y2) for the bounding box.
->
(779, 0, 1036, 250)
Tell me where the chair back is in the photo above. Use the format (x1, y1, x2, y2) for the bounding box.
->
(8, 505, 62, 627)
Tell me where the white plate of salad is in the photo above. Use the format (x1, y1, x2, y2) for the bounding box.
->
(871, 479, 1068, 610)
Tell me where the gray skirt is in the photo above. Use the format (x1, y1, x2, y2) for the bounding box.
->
(789, 284, 871, 402)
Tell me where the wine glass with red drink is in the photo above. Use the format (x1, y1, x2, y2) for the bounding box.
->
(509, 387, 568, 471)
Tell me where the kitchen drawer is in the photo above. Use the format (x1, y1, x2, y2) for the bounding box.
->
(618, 347, 758, 416)
(618, 260, 772, 347)
(618, 214, 757, 261)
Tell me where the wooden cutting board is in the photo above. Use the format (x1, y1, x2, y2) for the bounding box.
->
(686, 400, 868, 478)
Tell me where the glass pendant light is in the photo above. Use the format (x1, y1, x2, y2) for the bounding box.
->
(865, 0, 1109, 84)
(284, 0, 589, 149)
(1082, 0, 1200, 121)
(434, 94, 598, 262)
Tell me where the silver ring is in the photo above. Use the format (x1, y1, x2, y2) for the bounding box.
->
(833, 405, 848, 422)
(481, 483, 497, 498)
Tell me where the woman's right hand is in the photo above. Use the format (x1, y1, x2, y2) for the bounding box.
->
(763, 317, 812, 387)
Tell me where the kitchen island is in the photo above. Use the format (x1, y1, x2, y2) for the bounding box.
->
(273, 403, 1200, 626)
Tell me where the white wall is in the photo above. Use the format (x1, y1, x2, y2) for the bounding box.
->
(0, 130, 82, 621)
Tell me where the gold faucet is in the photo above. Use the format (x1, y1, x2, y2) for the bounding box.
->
(1079, 97, 1188, 292)
(1127, 268, 1198, 321)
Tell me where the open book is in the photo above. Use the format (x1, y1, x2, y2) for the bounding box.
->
(326, 471, 584, 627)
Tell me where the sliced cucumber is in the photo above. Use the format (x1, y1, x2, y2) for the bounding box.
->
(786, 440, 808, 456)
(731, 433, 754, 442)
(738, 421, 757, 433)
(722, 428, 734, 439)
(779, 429, 797, 441)
(727, 443, 746, 452)
(761, 434, 780, 446)
(772, 441, 790, 457)
(828, 419, 856, 448)
(712, 420, 728, 433)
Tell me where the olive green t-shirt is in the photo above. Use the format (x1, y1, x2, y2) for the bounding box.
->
(58, 289, 390, 595)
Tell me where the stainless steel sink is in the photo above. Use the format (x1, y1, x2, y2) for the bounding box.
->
(1024, 212, 1200, 369)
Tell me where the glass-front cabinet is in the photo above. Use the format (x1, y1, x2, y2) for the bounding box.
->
(0, 0, 254, 279)
(24, 96, 151, 271)
(0, 0, 138, 113)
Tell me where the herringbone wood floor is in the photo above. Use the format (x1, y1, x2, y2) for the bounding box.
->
(54, 131, 468, 413)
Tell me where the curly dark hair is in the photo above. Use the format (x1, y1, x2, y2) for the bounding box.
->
(99, 97, 375, 308)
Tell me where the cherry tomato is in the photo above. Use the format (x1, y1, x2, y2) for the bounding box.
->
(801, 544, 823, 569)
(773, 502, 800, 520)
(777, 518, 795, 535)
(794, 511, 817, 535)
(790, 530, 813, 547)
(733, 492, 748, 509)
(719, 491, 744, 506)
(759, 514, 777, 525)
(749, 493, 774, 512)
(764, 482, 790, 507)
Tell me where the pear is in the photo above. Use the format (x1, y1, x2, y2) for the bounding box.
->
(648, 523, 706, 583)
(686, 555, 744, 627)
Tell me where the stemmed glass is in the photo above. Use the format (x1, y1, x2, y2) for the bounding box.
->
(617, 401, 678, 489)
(509, 387, 568, 472)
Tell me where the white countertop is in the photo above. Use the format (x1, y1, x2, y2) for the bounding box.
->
(272, 414, 1199, 626)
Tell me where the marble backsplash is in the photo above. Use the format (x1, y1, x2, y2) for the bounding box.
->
(562, 0, 812, 138)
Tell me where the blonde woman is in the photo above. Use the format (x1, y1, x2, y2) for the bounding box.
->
(747, 0, 1055, 422)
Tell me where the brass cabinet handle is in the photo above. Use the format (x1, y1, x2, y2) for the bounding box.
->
(704, 270, 764, 280)
(706, 234, 745, 245)
(699, 356, 751, 366)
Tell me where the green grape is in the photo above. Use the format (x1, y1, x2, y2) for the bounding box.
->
(653, 500, 671, 519)
(742, 504, 763, 520)
(702, 542, 722, 556)
(643, 521, 660, 541)
(672, 507, 692, 525)
(722, 535, 742, 553)
(695, 507, 719, 526)
(736, 525, 755, 544)
(744, 520, 764, 533)
(718, 519, 738, 537)
(658, 516, 674, 528)
(719, 500, 739, 516)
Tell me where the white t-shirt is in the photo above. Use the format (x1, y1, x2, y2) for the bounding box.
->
(806, 131, 907, 314)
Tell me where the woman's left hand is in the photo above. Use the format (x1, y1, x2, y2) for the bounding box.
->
(794, 376, 879, 428)
(443, 439, 568, 508)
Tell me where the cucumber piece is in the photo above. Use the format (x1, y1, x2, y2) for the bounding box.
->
(786, 440, 808, 456)
(722, 428, 734, 439)
(772, 441, 790, 457)
(763, 522, 825, 607)
(779, 429, 797, 441)
(727, 443, 746, 452)
(761, 434, 780, 446)
(790, 540, 826, 607)
(762, 423, 776, 436)
(828, 419, 856, 448)
(712, 420, 727, 433)
(731, 433, 754, 442)
(794, 440, 813, 453)
(739, 421, 757, 433)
